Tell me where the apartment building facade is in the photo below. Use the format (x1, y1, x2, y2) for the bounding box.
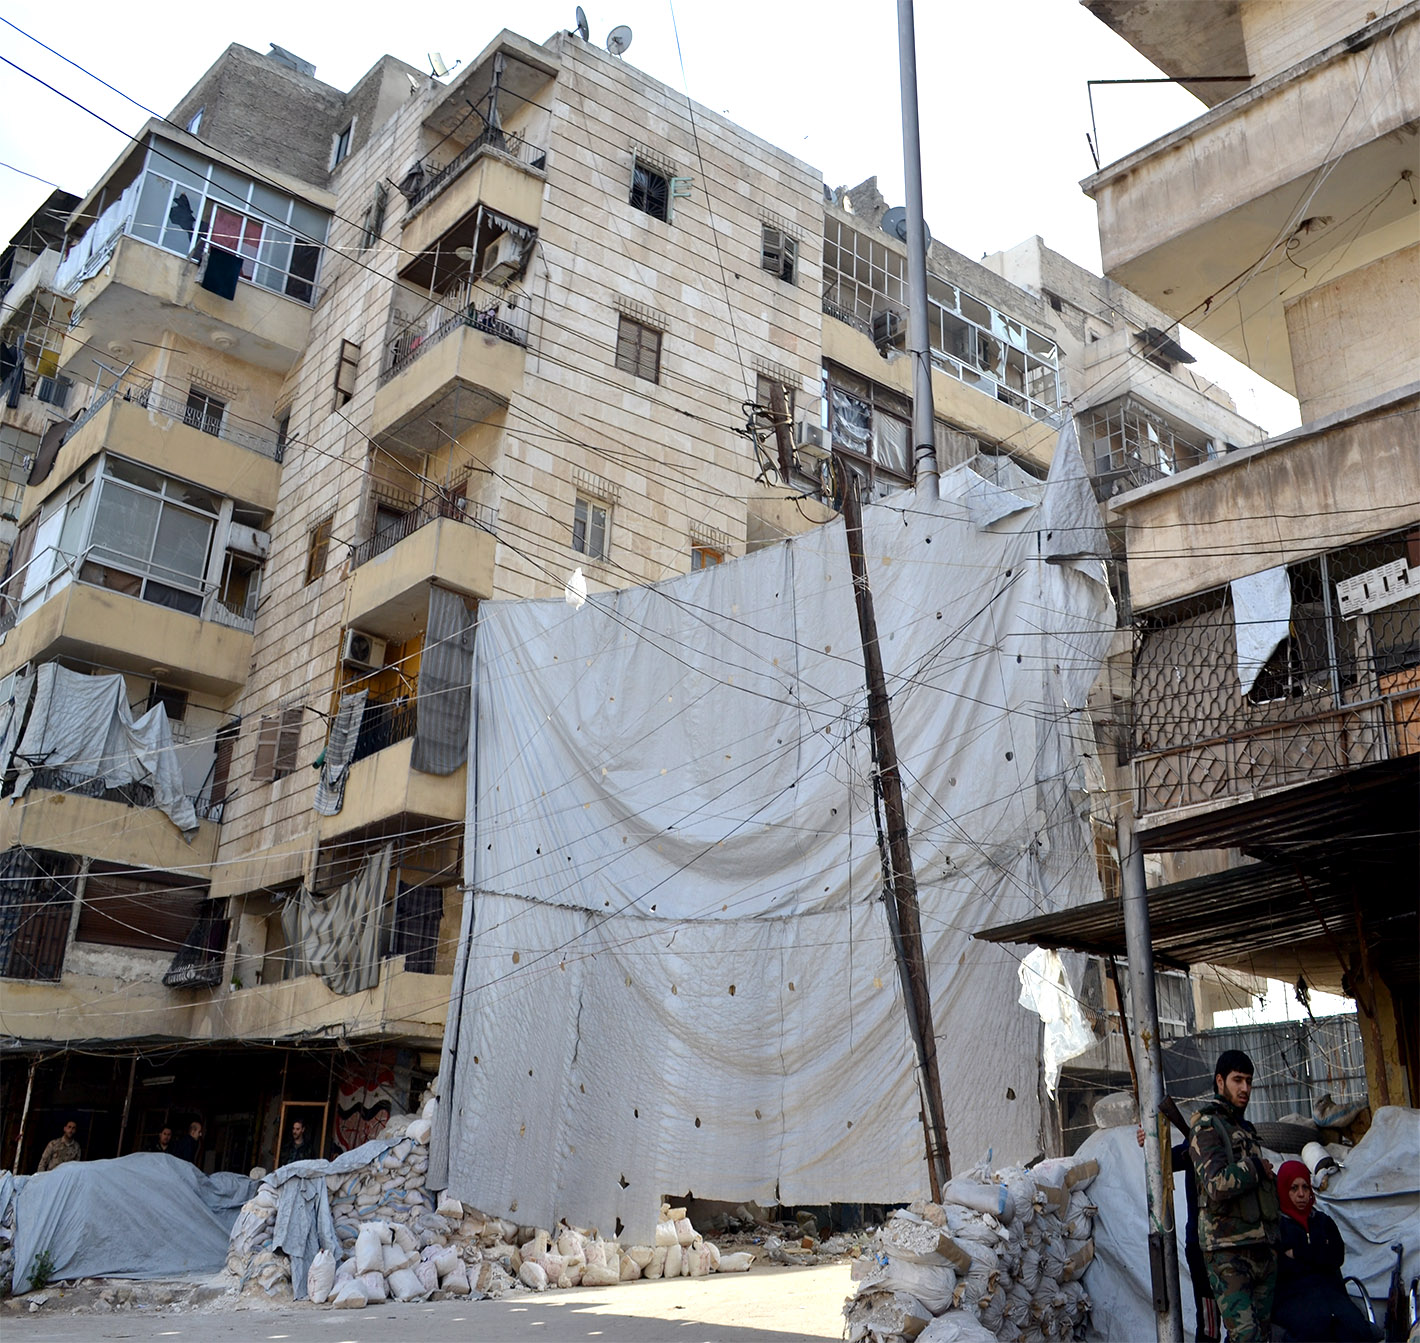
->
(0, 24, 1267, 1173)
(1077, 0, 1419, 1106)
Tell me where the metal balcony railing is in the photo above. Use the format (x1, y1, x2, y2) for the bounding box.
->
(406, 127, 547, 213)
(350, 694, 419, 764)
(352, 488, 496, 569)
(22, 766, 224, 821)
(379, 288, 530, 387)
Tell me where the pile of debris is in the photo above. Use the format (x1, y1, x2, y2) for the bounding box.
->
(226, 1098, 760, 1310)
(843, 1154, 1099, 1343)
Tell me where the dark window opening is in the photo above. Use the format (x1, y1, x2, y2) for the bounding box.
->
(630, 162, 670, 222)
(184, 388, 225, 437)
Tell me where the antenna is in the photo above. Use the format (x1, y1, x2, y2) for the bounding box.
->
(428, 52, 451, 78)
(606, 24, 633, 57)
(575, 6, 591, 40)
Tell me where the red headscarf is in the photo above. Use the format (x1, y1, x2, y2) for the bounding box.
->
(1277, 1159, 1313, 1227)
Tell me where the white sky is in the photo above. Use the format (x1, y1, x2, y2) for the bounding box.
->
(0, 0, 1300, 433)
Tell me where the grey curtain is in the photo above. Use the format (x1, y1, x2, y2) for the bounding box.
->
(281, 845, 393, 996)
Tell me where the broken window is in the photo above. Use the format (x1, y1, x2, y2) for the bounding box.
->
(572, 496, 609, 561)
(629, 161, 670, 222)
(334, 339, 360, 409)
(361, 183, 388, 251)
(614, 316, 661, 383)
(761, 225, 797, 283)
(1087, 397, 1210, 497)
(826, 369, 912, 492)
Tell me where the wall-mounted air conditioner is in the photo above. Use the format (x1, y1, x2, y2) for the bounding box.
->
(480, 232, 523, 284)
(342, 628, 387, 671)
(226, 524, 271, 558)
(794, 415, 829, 457)
(872, 308, 905, 352)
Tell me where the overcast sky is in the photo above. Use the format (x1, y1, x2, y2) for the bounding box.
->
(0, 0, 1299, 431)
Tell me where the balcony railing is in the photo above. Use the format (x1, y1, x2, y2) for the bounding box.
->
(22, 766, 225, 822)
(379, 285, 530, 387)
(1133, 687, 1420, 816)
(406, 127, 547, 214)
(352, 488, 496, 569)
(62, 377, 285, 462)
(350, 694, 419, 764)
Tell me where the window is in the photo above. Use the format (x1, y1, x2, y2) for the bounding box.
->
(252, 707, 304, 782)
(306, 514, 333, 585)
(629, 160, 670, 221)
(275, 409, 292, 452)
(755, 373, 795, 428)
(147, 683, 189, 721)
(572, 496, 609, 561)
(691, 545, 723, 570)
(186, 107, 204, 135)
(332, 121, 354, 168)
(209, 723, 238, 810)
(334, 340, 359, 409)
(825, 368, 912, 490)
(614, 316, 661, 383)
(360, 184, 388, 251)
(76, 865, 208, 951)
(761, 225, 797, 284)
(184, 387, 225, 437)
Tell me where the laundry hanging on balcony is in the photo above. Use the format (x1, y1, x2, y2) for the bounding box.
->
(162, 898, 228, 989)
(1231, 565, 1292, 695)
(199, 245, 241, 300)
(10, 663, 198, 834)
(313, 689, 368, 815)
(0, 667, 35, 783)
(278, 845, 393, 995)
(410, 586, 476, 776)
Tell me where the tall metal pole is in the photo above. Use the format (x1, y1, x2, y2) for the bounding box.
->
(841, 468, 951, 1195)
(897, 0, 938, 493)
(1118, 803, 1182, 1343)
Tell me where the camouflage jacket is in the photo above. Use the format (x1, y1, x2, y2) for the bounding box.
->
(1188, 1095, 1279, 1251)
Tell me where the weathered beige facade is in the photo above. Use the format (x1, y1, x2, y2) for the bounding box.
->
(1083, 0, 1419, 1106)
(0, 25, 1267, 1169)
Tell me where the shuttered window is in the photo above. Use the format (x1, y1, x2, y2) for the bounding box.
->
(305, 514, 333, 585)
(253, 707, 304, 781)
(76, 865, 209, 951)
(334, 339, 359, 408)
(614, 316, 661, 383)
(760, 225, 797, 283)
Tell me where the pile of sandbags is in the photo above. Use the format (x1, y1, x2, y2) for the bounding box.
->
(844, 1155, 1099, 1343)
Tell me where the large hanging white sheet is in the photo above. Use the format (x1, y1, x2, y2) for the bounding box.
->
(436, 426, 1114, 1241)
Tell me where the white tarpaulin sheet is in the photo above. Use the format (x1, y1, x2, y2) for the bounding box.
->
(435, 428, 1114, 1242)
(10, 1153, 253, 1289)
(1231, 565, 1292, 695)
(11, 663, 198, 834)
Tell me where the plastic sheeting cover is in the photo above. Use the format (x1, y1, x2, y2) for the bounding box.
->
(10, 1153, 254, 1289)
(436, 427, 1114, 1243)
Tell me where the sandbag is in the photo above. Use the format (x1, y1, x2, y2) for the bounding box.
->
(664, 1241, 683, 1279)
(307, 1248, 337, 1304)
(332, 1279, 368, 1309)
(942, 1178, 1015, 1224)
(717, 1250, 753, 1272)
(354, 1226, 383, 1275)
(388, 1266, 427, 1300)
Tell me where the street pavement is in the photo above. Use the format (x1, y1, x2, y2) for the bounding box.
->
(3, 1262, 851, 1342)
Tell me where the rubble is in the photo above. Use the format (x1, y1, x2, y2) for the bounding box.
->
(843, 1154, 1098, 1343)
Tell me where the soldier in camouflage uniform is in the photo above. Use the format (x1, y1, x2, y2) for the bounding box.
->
(1189, 1049, 1280, 1343)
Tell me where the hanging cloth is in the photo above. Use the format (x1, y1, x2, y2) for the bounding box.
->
(312, 690, 367, 815)
(200, 245, 241, 300)
(282, 845, 393, 996)
(410, 586, 476, 775)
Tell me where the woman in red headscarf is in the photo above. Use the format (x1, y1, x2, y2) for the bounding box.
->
(1273, 1158, 1377, 1341)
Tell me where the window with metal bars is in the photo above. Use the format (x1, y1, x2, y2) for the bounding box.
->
(629, 161, 670, 221)
(614, 316, 661, 383)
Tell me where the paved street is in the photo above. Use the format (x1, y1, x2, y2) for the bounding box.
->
(4, 1263, 850, 1342)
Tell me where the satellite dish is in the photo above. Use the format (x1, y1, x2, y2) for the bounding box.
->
(406, 73, 421, 93)
(428, 52, 450, 77)
(575, 6, 590, 40)
(606, 24, 633, 56)
(881, 205, 931, 248)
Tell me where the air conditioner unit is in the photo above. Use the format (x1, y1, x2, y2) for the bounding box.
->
(226, 524, 271, 558)
(480, 232, 523, 284)
(342, 628, 387, 671)
(872, 308, 905, 352)
(794, 416, 829, 456)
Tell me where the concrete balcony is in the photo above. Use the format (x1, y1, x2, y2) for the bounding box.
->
(32, 385, 283, 516)
(1081, 8, 1420, 389)
(401, 142, 546, 260)
(318, 736, 466, 842)
(370, 307, 526, 456)
(0, 580, 253, 696)
(59, 234, 313, 379)
(0, 787, 219, 870)
(346, 509, 495, 638)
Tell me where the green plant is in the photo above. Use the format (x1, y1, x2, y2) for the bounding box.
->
(26, 1248, 55, 1293)
(230, 975, 243, 991)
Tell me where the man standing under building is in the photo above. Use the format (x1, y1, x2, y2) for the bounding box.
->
(36, 1119, 81, 1172)
(1189, 1049, 1279, 1342)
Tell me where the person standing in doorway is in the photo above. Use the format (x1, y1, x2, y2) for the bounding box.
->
(172, 1119, 204, 1165)
(1189, 1049, 1279, 1343)
(36, 1119, 81, 1172)
(152, 1125, 175, 1155)
(281, 1118, 314, 1165)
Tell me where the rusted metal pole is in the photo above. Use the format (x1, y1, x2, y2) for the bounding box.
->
(13, 1057, 37, 1171)
(840, 467, 950, 1194)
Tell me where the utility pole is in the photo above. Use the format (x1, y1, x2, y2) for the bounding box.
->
(897, 0, 938, 493)
(1118, 803, 1183, 1343)
(840, 465, 951, 1196)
